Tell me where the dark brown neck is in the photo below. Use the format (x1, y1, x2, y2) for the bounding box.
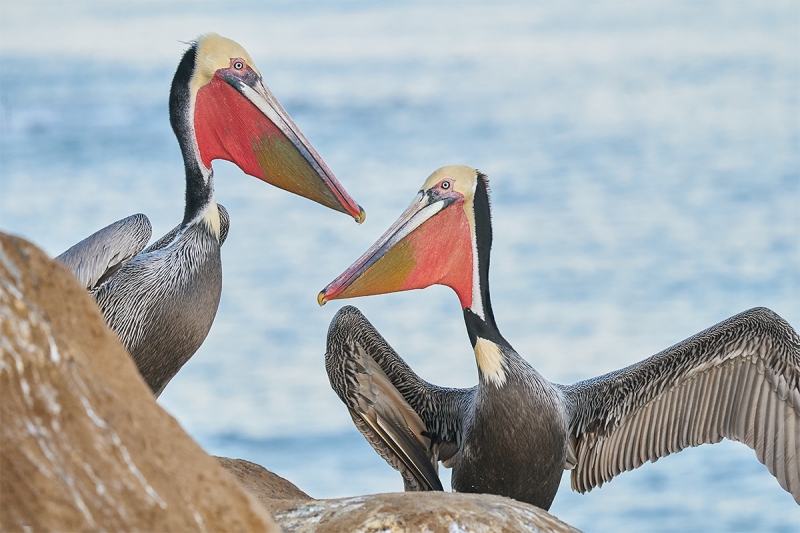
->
(169, 43, 214, 227)
(463, 173, 510, 350)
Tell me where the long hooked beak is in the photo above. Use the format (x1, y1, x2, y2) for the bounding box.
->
(318, 190, 455, 304)
(240, 78, 365, 223)
(197, 69, 366, 223)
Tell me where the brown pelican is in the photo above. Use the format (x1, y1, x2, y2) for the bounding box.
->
(57, 33, 364, 397)
(318, 165, 800, 510)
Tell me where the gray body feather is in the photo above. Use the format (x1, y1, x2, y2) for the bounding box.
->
(326, 305, 800, 509)
(57, 205, 231, 396)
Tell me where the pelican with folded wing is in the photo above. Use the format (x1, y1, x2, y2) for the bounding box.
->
(59, 33, 364, 396)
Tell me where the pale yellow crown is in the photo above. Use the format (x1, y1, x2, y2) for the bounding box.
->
(421, 165, 479, 232)
(421, 165, 478, 199)
(190, 33, 261, 98)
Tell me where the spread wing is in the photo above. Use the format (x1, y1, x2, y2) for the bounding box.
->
(325, 305, 472, 491)
(56, 214, 151, 290)
(562, 307, 800, 504)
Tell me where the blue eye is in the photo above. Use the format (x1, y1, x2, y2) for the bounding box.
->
(441, 181, 451, 190)
(234, 60, 245, 70)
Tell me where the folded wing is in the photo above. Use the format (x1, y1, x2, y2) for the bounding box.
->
(57, 213, 152, 290)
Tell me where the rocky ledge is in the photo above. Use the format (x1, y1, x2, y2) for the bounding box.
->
(265, 492, 579, 533)
(1, 232, 578, 533)
(216, 458, 579, 533)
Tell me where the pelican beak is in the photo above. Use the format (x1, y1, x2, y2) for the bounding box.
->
(194, 68, 365, 223)
(319, 188, 467, 305)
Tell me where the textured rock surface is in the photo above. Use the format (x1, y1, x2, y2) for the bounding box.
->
(217, 456, 312, 501)
(262, 492, 581, 533)
(217, 455, 581, 531)
(220, 457, 582, 533)
(0, 233, 279, 532)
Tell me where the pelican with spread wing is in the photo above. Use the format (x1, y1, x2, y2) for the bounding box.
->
(319, 165, 799, 510)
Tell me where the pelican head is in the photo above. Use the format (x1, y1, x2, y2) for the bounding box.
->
(172, 33, 365, 223)
(319, 165, 490, 312)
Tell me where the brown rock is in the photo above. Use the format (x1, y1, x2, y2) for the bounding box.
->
(0, 233, 279, 532)
(217, 457, 311, 501)
(216, 458, 579, 533)
(215, 456, 579, 531)
(263, 492, 581, 533)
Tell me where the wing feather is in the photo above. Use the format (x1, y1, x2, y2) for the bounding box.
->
(57, 214, 151, 289)
(563, 307, 800, 503)
(325, 305, 471, 491)
(787, 407, 798, 493)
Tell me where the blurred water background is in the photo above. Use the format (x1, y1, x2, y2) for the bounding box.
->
(1, 1, 798, 531)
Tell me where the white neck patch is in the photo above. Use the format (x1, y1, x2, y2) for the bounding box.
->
(467, 180, 484, 320)
(187, 91, 213, 182)
(474, 337, 506, 387)
(197, 196, 220, 241)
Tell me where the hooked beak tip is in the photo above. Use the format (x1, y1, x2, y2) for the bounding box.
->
(354, 206, 366, 224)
(317, 291, 328, 307)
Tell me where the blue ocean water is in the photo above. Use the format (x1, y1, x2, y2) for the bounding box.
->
(1, 2, 798, 531)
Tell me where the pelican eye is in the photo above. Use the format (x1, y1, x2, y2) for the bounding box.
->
(233, 60, 245, 70)
(441, 181, 451, 190)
